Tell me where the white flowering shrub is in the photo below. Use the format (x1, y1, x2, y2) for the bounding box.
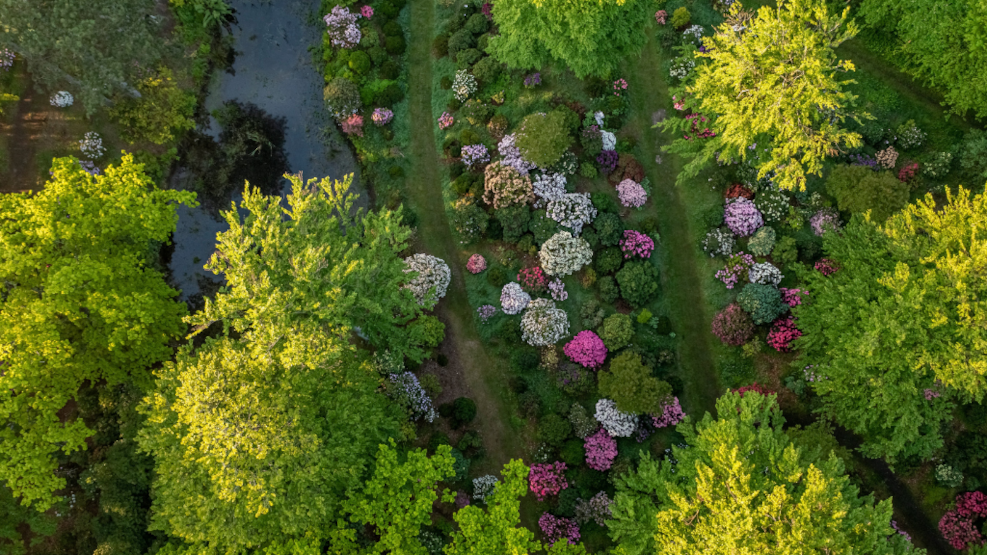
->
(79, 132, 105, 158)
(387, 372, 436, 422)
(754, 189, 788, 223)
(473, 475, 499, 502)
(453, 70, 478, 102)
(594, 398, 638, 437)
(601, 130, 616, 151)
(520, 298, 570, 347)
(540, 231, 593, 276)
(669, 57, 695, 81)
(748, 262, 783, 286)
(50, 91, 73, 108)
(403, 253, 451, 308)
(500, 282, 531, 315)
(702, 228, 734, 257)
(896, 119, 926, 150)
(546, 193, 597, 234)
(532, 172, 567, 207)
(923, 152, 952, 179)
(682, 25, 704, 43)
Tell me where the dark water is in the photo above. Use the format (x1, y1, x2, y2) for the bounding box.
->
(169, 0, 361, 300)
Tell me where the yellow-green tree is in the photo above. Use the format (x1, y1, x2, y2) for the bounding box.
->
(662, 0, 865, 191)
(0, 155, 195, 509)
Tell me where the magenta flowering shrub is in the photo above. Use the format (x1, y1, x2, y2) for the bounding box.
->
(462, 144, 490, 168)
(360, 5, 373, 18)
(711, 303, 754, 346)
(940, 492, 987, 550)
(810, 209, 841, 236)
(620, 230, 654, 258)
(814, 258, 840, 276)
(466, 254, 486, 274)
(324, 6, 361, 48)
(438, 111, 454, 129)
(715, 252, 755, 289)
(584, 428, 618, 471)
(538, 513, 580, 546)
(371, 108, 393, 126)
(617, 179, 648, 208)
(655, 10, 668, 24)
(563, 331, 608, 369)
(529, 462, 568, 500)
(652, 397, 685, 428)
(779, 287, 806, 307)
(518, 266, 548, 293)
(684, 113, 716, 140)
(612, 79, 628, 96)
(766, 317, 802, 352)
(723, 197, 763, 237)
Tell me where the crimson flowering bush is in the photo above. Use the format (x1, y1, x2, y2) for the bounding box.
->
(814, 258, 840, 276)
(563, 330, 608, 369)
(652, 397, 685, 428)
(620, 230, 654, 258)
(715, 252, 755, 289)
(898, 161, 919, 182)
(767, 317, 802, 352)
(466, 254, 486, 274)
(724, 182, 754, 199)
(584, 428, 618, 471)
(735, 382, 775, 398)
(539, 513, 580, 546)
(940, 491, 987, 550)
(779, 287, 806, 307)
(529, 462, 568, 500)
(711, 303, 754, 346)
(518, 266, 548, 293)
(724, 197, 763, 237)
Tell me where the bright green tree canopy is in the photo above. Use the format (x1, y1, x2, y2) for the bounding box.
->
(598, 351, 672, 415)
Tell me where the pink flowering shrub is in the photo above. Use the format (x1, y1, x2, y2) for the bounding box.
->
(711, 303, 754, 346)
(735, 383, 775, 398)
(617, 179, 648, 208)
(341, 114, 364, 136)
(814, 258, 840, 276)
(620, 230, 654, 258)
(925, 388, 942, 400)
(724, 197, 763, 237)
(940, 492, 987, 550)
(652, 397, 685, 428)
(360, 5, 373, 18)
(684, 113, 716, 139)
(477, 304, 497, 322)
(563, 331, 608, 369)
(584, 428, 618, 471)
(810, 209, 841, 236)
(539, 513, 580, 546)
(438, 111, 454, 129)
(372, 108, 393, 126)
(529, 462, 568, 500)
(324, 6, 361, 48)
(466, 254, 486, 274)
(613, 79, 628, 96)
(518, 266, 548, 293)
(715, 252, 754, 289)
(779, 287, 806, 307)
(766, 317, 802, 352)
(655, 10, 668, 24)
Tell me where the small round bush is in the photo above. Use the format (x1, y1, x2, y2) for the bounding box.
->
(385, 35, 406, 54)
(599, 313, 633, 351)
(448, 29, 475, 55)
(598, 276, 619, 304)
(383, 21, 402, 36)
(433, 33, 450, 57)
(711, 303, 755, 346)
(456, 48, 482, 69)
(593, 212, 623, 246)
(736, 283, 787, 325)
(670, 6, 690, 27)
(465, 13, 490, 34)
(471, 56, 502, 85)
(594, 246, 623, 274)
(560, 440, 586, 468)
(580, 162, 598, 179)
(615, 261, 660, 307)
(450, 448, 471, 482)
(348, 50, 371, 74)
(554, 486, 580, 518)
(515, 111, 574, 168)
(379, 59, 400, 80)
(453, 397, 478, 427)
(825, 164, 909, 222)
(591, 192, 620, 214)
(323, 78, 362, 119)
(747, 226, 776, 257)
(538, 413, 573, 447)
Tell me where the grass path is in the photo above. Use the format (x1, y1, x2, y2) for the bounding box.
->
(623, 33, 722, 416)
(406, 0, 521, 471)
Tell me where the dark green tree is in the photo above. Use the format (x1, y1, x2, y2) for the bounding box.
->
(598, 352, 672, 414)
(825, 165, 908, 222)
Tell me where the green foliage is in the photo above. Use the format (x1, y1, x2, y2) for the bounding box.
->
(453, 397, 478, 427)
(349, 50, 371, 74)
(598, 276, 619, 304)
(771, 235, 798, 268)
(579, 162, 598, 179)
(580, 299, 606, 329)
(0, 483, 56, 555)
(670, 7, 690, 28)
(559, 440, 585, 467)
(736, 283, 787, 325)
(599, 352, 672, 414)
(959, 129, 987, 182)
(514, 111, 573, 168)
(600, 313, 633, 351)
(448, 29, 476, 56)
(408, 315, 446, 353)
(825, 165, 908, 222)
(488, 0, 650, 78)
(471, 56, 503, 85)
(496, 205, 532, 244)
(110, 67, 195, 145)
(594, 246, 624, 274)
(324, 77, 363, 118)
(747, 226, 776, 257)
(537, 414, 573, 447)
(529, 211, 561, 244)
(610, 392, 915, 555)
(169, 0, 231, 29)
(593, 212, 624, 247)
(466, 13, 489, 34)
(0, 155, 195, 509)
(663, 0, 865, 191)
(457, 48, 483, 70)
(615, 261, 660, 307)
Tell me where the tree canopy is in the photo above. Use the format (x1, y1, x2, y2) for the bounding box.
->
(0, 155, 195, 509)
(609, 391, 917, 555)
(598, 351, 672, 415)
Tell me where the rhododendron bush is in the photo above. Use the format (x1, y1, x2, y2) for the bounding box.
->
(584, 428, 618, 470)
(748, 262, 782, 286)
(521, 298, 569, 346)
(940, 491, 987, 550)
(461, 144, 490, 168)
(548, 278, 568, 301)
(810, 209, 841, 236)
(616, 179, 648, 208)
(715, 252, 754, 289)
(575, 491, 613, 526)
(532, 172, 567, 207)
(500, 282, 531, 315)
(619, 230, 654, 258)
(767, 317, 802, 352)
(779, 287, 806, 307)
(538, 513, 580, 546)
(724, 197, 763, 236)
(539, 231, 593, 276)
(529, 462, 568, 500)
(563, 331, 608, 368)
(594, 398, 637, 437)
(324, 6, 361, 48)
(711, 303, 754, 346)
(483, 161, 534, 209)
(466, 254, 486, 274)
(652, 396, 685, 428)
(546, 193, 597, 234)
(403, 254, 451, 308)
(517, 266, 548, 293)
(498, 134, 537, 175)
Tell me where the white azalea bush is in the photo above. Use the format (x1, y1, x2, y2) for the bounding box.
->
(702, 228, 734, 257)
(500, 282, 531, 315)
(403, 253, 451, 308)
(473, 475, 499, 502)
(601, 130, 617, 151)
(452, 70, 477, 102)
(532, 172, 567, 207)
(594, 398, 638, 437)
(50, 91, 73, 108)
(540, 231, 593, 276)
(520, 298, 570, 347)
(546, 193, 597, 234)
(749, 262, 783, 286)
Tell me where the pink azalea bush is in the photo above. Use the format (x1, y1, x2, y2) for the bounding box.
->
(371, 108, 393, 126)
(563, 331, 608, 369)
(518, 266, 548, 293)
(810, 209, 841, 236)
(324, 6, 361, 48)
(529, 462, 568, 500)
(652, 397, 685, 428)
(584, 428, 618, 471)
(766, 317, 802, 352)
(620, 230, 655, 258)
(814, 258, 840, 276)
(711, 303, 754, 346)
(341, 114, 364, 136)
(655, 10, 668, 24)
(940, 491, 987, 550)
(466, 254, 486, 274)
(724, 197, 763, 237)
(438, 111, 454, 129)
(779, 287, 806, 307)
(539, 513, 580, 546)
(613, 78, 628, 96)
(617, 179, 648, 208)
(715, 252, 754, 289)
(360, 5, 373, 18)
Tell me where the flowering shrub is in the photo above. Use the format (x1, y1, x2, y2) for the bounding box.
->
(575, 492, 613, 526)
(936, 464, 964, 488)
(324, 78, 362, 118)
(682, 24, 704, 43)
(939, 492, 987, 550)
(483, 161, 534, 208)
(403, 253, 451, 308)
(724, 183, 754, 199)
(724, 197, 763, 237)
(809, 209, 841, 236)
(616, 179, 648, 208)
(477, 304, 497, 322)
(324, 6, 361, 48)
(498, 134, 537, 175)
(702, 228, 734, 257)
(466, 254, 486, 274)
(897, 161, 919, 182)
(540, 231, 593, 276)
(532, 172, 567, 207)
(652, 397, 685, 428)
(669, 56, 695, 81)
(50, 91, 73, 108)
(754, 189, 789, 223)
(472, 475, 499, 502)
(452, 70, 478, 102)
(564, 331, 608, 368)
(79, 132, 105, 159)
(601, 130, 617, 151)
(387, 372, 436, 422)
(876, 146, 898, 169)
(500, 282, 531, 315)
(360, 5, 373, 18)
(597, 150, 619, 174)
(462, 144, 490, 168)
(517, 266, 548, 293)
(548, 278, 568, 301)
(711, 303, 754, 346)
(715, 252, 754, 289)
(619, 230, 654, 258)
(814, 258, 840, 276)
(896, 120, 926, 149)
(77, 160, 100, 176)
(371, 108, 393, 126)
(521, 298, 570, 347)
(924, 152, 952, 178)
(851, 153, 879, 169)
(925, 388, 942, 400)
(451, 198, 489, 242)
(438, 111, 454, 129)
(655, 10, 668, 24)
(748, 262, 783, 286)
(547, 193, 597, 234)
(612, 78, 628, 96)
(584, 428, 618, 470)
(766, 317, 801, 352)
(524, 72, 542, 88)
(684, 113, 715, 140)
(539, 513, 580, 546)
(735, 383, 775, 397)
(594, 399, 638, 438)
(737, 283, 788, 325)
(529, 462, 568, 500)
(779, 287, 806, 307)
(341, 114, 364, 136)
(0, 48, 13, 70)
(747, 226, 775, 257)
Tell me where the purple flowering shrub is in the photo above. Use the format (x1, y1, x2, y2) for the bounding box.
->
(810, 209, 841, 236)
(724, 197, 763, 237)
(652, 397, 685, 428)
(524, 73, 542, 88)
(584, 428, 617, 470)
(597, 150, 618, 174)
(539, 513, 580, 546)
(715, 252, 754, 289)
(462, 144, 490, 168)
(477, 304, 497, 322)
(372, 108, 393, 126)
(620, 230, 654, 258)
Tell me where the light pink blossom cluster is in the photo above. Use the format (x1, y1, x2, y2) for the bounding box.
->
(612, 78, 628, 96)
(324, 6, 362, 48)
(438, 112, 454, 129)
(538, 513, 580, 546)
(925, 388, 942, 400)
(652, 397, 685, 428)
(724, 197, 763, 237)
(584, 428, 617, 471)
(940, 492, 987, 550)
(360, 5, 373, 18)
(715, 252, 754, 289)
(617, 179, 648, 208)
(341, 114, 364, 136)
(548, 278, 568, 301)
(779, 287, 806, 307)
(529, 462, 568, 501)
(810, 209, 841, 236)
(563, 330, 608, 369)
(372, 108, 393, 126)
(814, 258, 839, 276)
(655, 10, 668, 24)
(466, 254, 486, 274)
(620, 230, 654, 258)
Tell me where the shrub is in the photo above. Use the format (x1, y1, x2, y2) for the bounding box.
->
(599, 313, 633, 351)
(452, 69, 477, 102)
(538, 513, 580, 545)
(591, 191, 620, 214)
(711, 303, 755, 346)
(594, 246, 623, 275)
(599, 351, 672, 414)
(546, 193, 598, 235)
(323, 77, 362, 118)
(584, 428, 618, 470)
(465, 12, 489, 34)
(616, 179, 648, 208)
(432, 33, 449, 57)
(539, 232, 593, 276)
(483, 162, 534, 208)
(766, 317, 802, 352)
(471, 56, 502, 85)
(825, 165, 908, 222)
(110, 68, 194, 145)
(520, 298, 569, 346)
(348, 50, 371, 74)
(619, 230, 654, 259)
(516, 111, 574, 168)
(809, 209, 841, 236)
(724, 197, 764, 237)
(538, 414, 573, 447)
(495, 204, 531, 243)
(456, 47, 482, 69)
(754, 189, 789, 223)
(702, 228, 735, 257)
(452, 397, 477, 427)
(959, 129, 987, 181)
(737, 283, 787, 325)
(568, 403, 597, 438)
(615, 261, 660, 307)
(500, 282, 532, 315)
(772, 236, 798, 268)
(450, 198, 489, 242)
(450, 448, 471, 482)
(598, 275, 619, 304)
(385, 34, 406, 54)
(563, 331, 608, 369)
(935, 464, 964, 488)
(580, 162, 598, 179)
(670, 6, 690, 27)
(747, 226, 776, 257)
(529, 462, 568, 501)
(448, 28, 476, 56)
(324, 6, 361, 48)
(748, 262, 783, 286)
(560, 440, 586, 467)
(895, 119, 926, 150)
(652, 396, 685, 428)
(593, 399, 637, 437)
(517, 266, 548, 293)
(593, 212, 623, 247)
(580, 300, 606, 329)
(574, 492, 613, 527)
(403, 254, 451, 308)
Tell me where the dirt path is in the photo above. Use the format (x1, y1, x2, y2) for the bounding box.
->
(406, 0, 521, 472)
(0, 85, 41, 192)
(624, 34, 721, 416)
